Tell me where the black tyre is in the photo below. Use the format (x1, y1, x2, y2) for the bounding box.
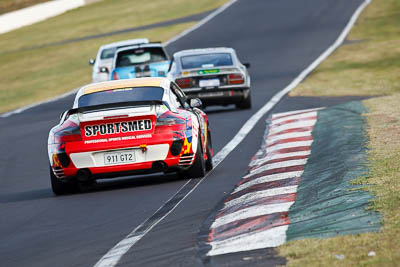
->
(236, 92, 252, 109)
(183, 138, 206, 178)
(205, 133, 213, 172)
(50, 166, 77, 195)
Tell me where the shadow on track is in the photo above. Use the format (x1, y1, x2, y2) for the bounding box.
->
(0, 172, 184, 203)
(202, 105, 245, 115)
(90, 172, 182, 193)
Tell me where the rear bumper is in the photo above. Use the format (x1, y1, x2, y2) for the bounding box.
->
(56, 155, 185, 180)
(58, 143, 179, 178)
(69, 144, 169, 168)
(184, 87, 250, 106)
(51, 143, 197, 181)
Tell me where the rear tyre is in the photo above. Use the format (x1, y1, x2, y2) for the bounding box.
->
(236, 92, 252, 109)
(205, 133, 213, 172)
(50, 166, 78, 195)
(183, 138, 206, 178)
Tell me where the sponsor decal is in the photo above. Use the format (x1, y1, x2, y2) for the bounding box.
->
(84, 120, 152, 137)
(197, 69, 220, 75)
(84, 134, 152, 144)
(52, 154, 62, 167)
(182, 138, 192, 154)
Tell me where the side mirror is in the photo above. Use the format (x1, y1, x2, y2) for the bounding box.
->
(190, 98, 203, 109)
(243, 63, 251, 69)
(89, 59, 95, 65)
(99, 67, 109, 73)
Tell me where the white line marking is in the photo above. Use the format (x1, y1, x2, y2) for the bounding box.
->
(95, 0, 371, 263)
(234, 171, 303, 193)
(244, 159, 308, 178)
(0, 0, 85, 34)
(266, 131, 312, 145)
(271, 112, 317, 125)
(212, 201, 294, 229)
(269, 120, 317, 135)
(249, 150, 311, 168)
(223, 185, 298, 210)
(207, 225, 289, 256)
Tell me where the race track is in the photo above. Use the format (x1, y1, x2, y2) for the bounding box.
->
(0, 0, 364, 266)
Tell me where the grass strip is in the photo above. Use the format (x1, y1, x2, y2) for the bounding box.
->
(0, 0, 228, 113)
(280, 0, 400, 265)
(289, 0, 400, 97)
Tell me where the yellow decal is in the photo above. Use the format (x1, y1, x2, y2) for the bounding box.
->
(52, 154, 61, 168)
(182, 137, 192, 154)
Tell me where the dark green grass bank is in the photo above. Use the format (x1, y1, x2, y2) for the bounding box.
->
(287, 101, 381, 240)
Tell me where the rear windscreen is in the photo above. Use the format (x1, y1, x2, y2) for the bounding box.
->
(116, 47, 167, 67)
(180, 53, 233, 69)
(78, 87, 164, 108)
(100, 48, 116, 59)
(100, 44, 146, 59)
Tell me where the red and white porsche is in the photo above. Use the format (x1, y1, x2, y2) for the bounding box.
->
(48, 78, 213, 195)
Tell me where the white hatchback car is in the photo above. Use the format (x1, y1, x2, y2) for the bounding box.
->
(89, 38, 149, 83)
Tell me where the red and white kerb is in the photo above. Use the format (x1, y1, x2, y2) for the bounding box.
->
(207, 108, 323, 256)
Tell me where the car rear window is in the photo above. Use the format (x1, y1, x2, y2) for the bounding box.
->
(100, 44, 150, 59)
(78, 87, 164, 108)
(100, 48, 116, 59)
(180, 53, 233, 69)
(116, 47, 167, 67)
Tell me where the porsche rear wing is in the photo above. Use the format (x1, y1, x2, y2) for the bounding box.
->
(67, 100, 170, 116)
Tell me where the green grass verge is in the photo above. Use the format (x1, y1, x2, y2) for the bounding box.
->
(280, 0, 400, 265)
(290, 0, 400, 97)
(0, 0, 228, 113)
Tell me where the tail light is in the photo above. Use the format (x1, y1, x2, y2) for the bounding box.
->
(176, 78, 192, 89)
(112, 71, 119, 80)
(155, 113, 186, 133)
(228, 74, 244, 85)
(54, 120, 82, 143)
(55, 133, 82, 143)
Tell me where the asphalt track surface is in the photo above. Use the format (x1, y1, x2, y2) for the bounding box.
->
(0, 0, 364, 266)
